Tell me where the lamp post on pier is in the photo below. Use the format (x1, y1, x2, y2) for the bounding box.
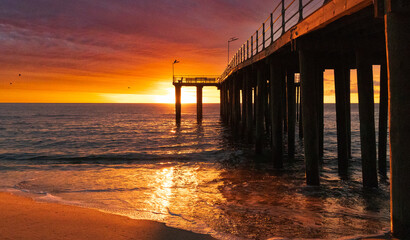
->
(172, 59, 180, 82)
(228, 37, 239, 65)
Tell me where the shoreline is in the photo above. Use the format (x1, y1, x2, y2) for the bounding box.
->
(0, 192, 215, 240)
(0, 191, 396, 240)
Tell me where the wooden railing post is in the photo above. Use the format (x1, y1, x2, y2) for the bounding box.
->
(236, 52, 238, 65)
(262, 23, 265, 49)
(242, 45, 245, 62)
(247, 40, 249, 59)
(270, 13, 274, 44)
(256, 30, 259, 54)
(299, 0, 303, 22)
(251, 36, 254, 57)
(282, 0, 286, 34)
(241, 46, 243, 62)
(237, 52, 239, 65)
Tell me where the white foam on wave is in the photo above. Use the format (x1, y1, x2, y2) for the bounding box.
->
(35, 193, 82, 206)
(0, 188, 83, 208)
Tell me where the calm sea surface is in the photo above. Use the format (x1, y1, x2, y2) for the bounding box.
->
(0, 103, 390, 239)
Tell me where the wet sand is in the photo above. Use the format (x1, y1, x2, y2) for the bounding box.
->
(0, 192, 215, 240)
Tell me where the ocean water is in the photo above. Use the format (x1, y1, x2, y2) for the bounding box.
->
(0, 103, 390, 239)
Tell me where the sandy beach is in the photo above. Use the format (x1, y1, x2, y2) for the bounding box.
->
(0, 192, 215, 240)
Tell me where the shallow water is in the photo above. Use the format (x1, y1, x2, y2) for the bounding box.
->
(0, 103, 390, 239)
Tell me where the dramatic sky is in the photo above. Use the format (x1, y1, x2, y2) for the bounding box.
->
(0, 0, 380, 103)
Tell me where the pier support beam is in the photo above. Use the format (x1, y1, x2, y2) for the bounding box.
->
(345, 72, 352, 158)
(356, 50, 378, 188)
(255, 64, 266, 154)
(270, 58, 284, 168)
(282, 78, 288, 134)
(197, 86, 203, 123)
(246, 69, 254, 142)
(224, 83, 229, 124)
(317, 69, 324, 161)
(224, 82, 230, 124)
(229, 78, 235, 126)
(220, 84, 224, 119)
(234, 75, 241, 129)
(385, 3, 410, 237)
(298, 83, 304, 139)
(334, 62, 350, 176)
(175, 85, 181, 124)
(378, 63, 388, 176)
(287, 70, 296, 159)
(265, 66, 272, 136)
(299, 46, 320, 185)
(242, 72, 247, 134)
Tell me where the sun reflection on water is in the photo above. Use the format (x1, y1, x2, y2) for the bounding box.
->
(147, 167, 175, 219)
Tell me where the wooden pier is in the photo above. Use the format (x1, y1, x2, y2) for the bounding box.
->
(173, 0, 410, 237)
(172, 76, 220, 124)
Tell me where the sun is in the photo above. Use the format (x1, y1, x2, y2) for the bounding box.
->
(154, 87, 197, 103)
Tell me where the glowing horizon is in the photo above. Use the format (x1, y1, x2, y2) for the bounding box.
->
(0, 1, 381, 104)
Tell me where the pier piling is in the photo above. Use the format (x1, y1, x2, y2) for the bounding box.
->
(255, 64, 266, 154)
(317, 69, 324, 161)
(287, 70, 296, 159)
(345, 71, 352, 158)
(242, 72, 247, 134)
(175, 86, 181, 124)
(299, 45, 320, 185)
(197, 86, 203, 123)
(334, 61, 350, 176)
(246, 69, 254, 142)
(378, 63, 388, 176)
(270, 58, 284, 168)
(385, 2, 410, 236)
(356, 49, 378, 188)
(234, 75, 241, 129)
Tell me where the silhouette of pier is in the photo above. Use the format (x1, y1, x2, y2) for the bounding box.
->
(172, 75, 220, 123)
(172, 0, 409, 237)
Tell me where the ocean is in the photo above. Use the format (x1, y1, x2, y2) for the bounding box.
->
(0, 103, 390, 239)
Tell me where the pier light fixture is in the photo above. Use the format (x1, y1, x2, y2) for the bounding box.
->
(172, 59, 180, 82)
(227, 37, 239, 65)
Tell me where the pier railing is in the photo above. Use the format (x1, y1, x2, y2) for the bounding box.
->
(220, 0, 325, 82)
(173, 75, 220, 85)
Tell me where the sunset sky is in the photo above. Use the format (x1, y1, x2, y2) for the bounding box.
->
(0, 0, 380, 103)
